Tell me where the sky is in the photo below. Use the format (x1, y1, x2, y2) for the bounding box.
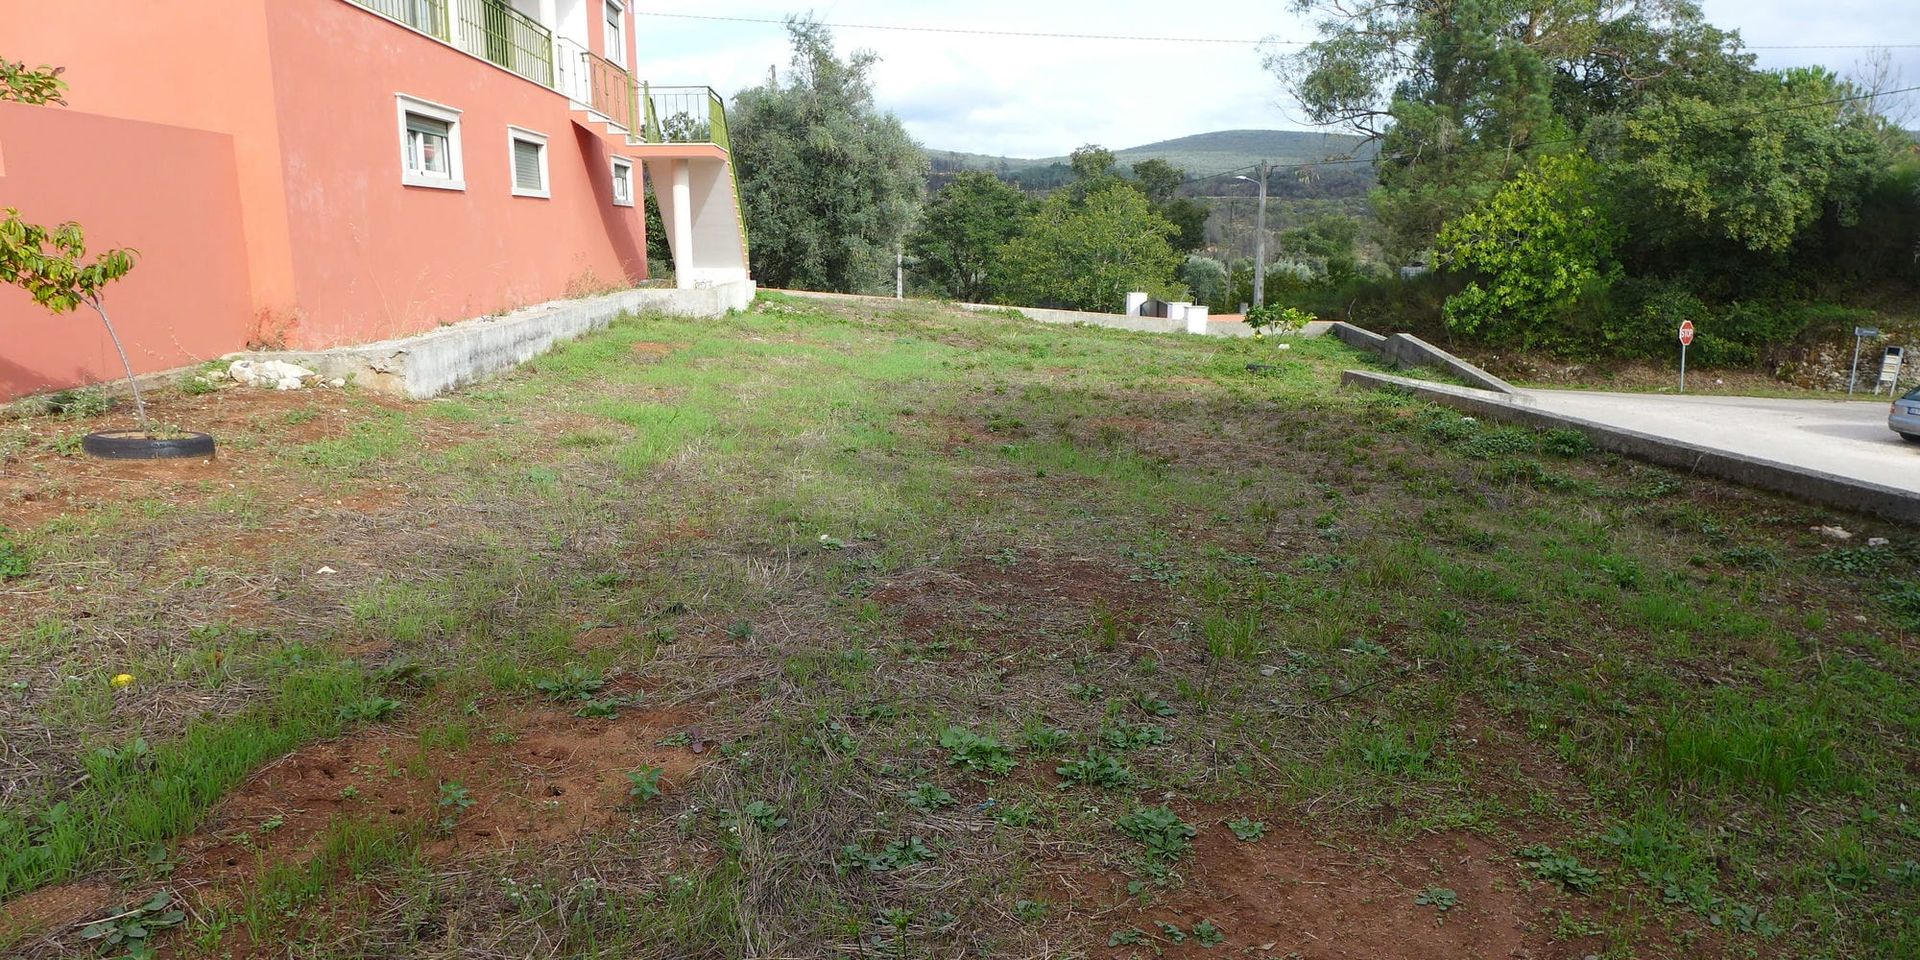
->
(632, 1, 1920, 159)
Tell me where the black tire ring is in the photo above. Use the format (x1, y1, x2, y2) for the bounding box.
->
(82, 431, 217, 460)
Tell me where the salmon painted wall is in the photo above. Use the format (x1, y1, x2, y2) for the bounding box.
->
(0, 0, 298, 338)
(263, 0, 649, 347)
(0, 104, 253, 401)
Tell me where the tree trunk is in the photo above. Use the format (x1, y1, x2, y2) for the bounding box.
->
(87, 296, 152, 436)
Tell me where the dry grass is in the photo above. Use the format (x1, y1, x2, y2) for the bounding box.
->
(1, 294, 1916, 958)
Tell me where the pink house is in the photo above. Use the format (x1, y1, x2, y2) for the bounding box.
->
(0, 0, 750, 400)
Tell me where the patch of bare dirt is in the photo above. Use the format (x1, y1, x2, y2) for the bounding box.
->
(1454, 699, 1593, 813)
(171, 701, 705, 892)
(2, 699, 710, 956)
(630, 341, 675, 360)
(0, 882, 114, 944)
(899, 412, 996, 454)
(1088, 827, 1587, 960)
(0, 386, 430, 529)
(871, 554, 1163, 650)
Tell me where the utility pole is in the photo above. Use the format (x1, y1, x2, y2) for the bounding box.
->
(896, 244, 904, 300)
(1232, 162, 1272, 310)
(1253, 160, 1269, 309)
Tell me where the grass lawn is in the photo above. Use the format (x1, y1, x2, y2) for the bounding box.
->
(0, 292, 1916, 959)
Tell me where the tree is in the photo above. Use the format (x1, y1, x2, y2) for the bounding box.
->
(1070, 145, 1117, 182)
(0, 63, 154, 434)
(0, 60, 65, 105)
(1272, 0, 1753, 258)
(1435, 155, 1618, 348)
(1131, 159, 1184, 203)
(1618, 67, 1889, 258)
(730, 19, 927, 292)
(905, 172, 1032, 302)
(1128, 158, 1206, 252)
(1155, 198, 1210, 254)
(993, 183, 1186, 312)
(1, 210, 148, 432)
(1179, 255, 1229, 309)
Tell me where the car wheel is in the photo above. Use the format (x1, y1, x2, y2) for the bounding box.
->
(1901, 433, 1920, 444)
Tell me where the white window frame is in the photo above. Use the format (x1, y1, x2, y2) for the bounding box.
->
(395, 94, 465, 191)
(506, 125, 551, 199)
(610, 156, 635, 207)
(604, 0, 627, 66)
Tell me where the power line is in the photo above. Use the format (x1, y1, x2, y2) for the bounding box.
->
(632, 11, 1292, 44)
(632, 11, 1920, 50)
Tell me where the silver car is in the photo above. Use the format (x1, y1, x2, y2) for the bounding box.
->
(1892, 385, 1920, 442)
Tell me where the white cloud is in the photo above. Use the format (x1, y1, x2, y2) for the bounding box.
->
(632, 1, 1919, 157)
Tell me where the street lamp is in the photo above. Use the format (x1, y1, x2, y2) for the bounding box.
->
(1234, 161, 1270, 310)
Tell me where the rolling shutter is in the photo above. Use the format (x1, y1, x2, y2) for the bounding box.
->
(513, 138, 544, 192)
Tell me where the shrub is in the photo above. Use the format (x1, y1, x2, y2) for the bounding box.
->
(1246, 303, 1316, 331)
(1179, 255, 1228, 308)
(1437, 155, 1619, 349)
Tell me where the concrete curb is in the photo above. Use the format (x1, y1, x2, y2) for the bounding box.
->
(1341, 369, 1920, 524)
(251, 282, 756, 399)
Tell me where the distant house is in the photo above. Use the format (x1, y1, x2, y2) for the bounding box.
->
(1, 0, 749, 400)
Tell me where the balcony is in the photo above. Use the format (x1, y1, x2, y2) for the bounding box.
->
(642, 86, 731, 152)
(343, 0, 729, 151)
(348, 0, 554, 89)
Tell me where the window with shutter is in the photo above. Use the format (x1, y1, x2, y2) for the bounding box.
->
(611, 158, 634, 206)
(605, 1, 626, 66)
(507, 127, 549, 198)
(513, 140, 542, 190)
(397, 95, 464, 190)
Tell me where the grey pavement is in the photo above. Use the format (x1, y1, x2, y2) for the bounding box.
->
(1519, 389, 1920, 495)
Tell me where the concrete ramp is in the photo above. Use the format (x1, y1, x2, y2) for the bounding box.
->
(1342, 369, 1920, 524)
(1330, 322, 1515, 394)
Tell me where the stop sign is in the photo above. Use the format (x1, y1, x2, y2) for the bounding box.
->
(1679, 320, 1695, 346)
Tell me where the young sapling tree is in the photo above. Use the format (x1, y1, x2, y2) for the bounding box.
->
(0, 211, 148, 434)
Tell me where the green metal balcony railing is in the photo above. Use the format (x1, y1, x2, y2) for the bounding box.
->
(642, 85, 747, 251)
(641, 85, 728, 149)
(454, 0, 553, 86)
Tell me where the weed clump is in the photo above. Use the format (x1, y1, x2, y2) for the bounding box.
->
(0, 528, 28, 580)
(1116, 805, 1196, 861)
(940, 725, 1016, 776)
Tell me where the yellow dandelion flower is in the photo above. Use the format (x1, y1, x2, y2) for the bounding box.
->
(111, 673, 135, 688)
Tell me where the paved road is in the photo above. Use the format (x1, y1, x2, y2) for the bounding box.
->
(1521, 389, 1920, 494)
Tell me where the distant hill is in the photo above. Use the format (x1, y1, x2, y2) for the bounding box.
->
(926, 129, 1374, 181)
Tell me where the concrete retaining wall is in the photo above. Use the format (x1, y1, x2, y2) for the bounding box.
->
(1342, 369, 1920, 524)
(774, 289, 1285, 339)
(1330, 321, 1387, 352)
(1328, 322, 1515, 394)
(254, 281, 755, 399)
(1382, 333, 1516, 393)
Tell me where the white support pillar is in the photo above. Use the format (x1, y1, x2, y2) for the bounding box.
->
(1124, 291, 1148, 316)
(1185, 305, 1210, 335)
(672, 160, 694, 289)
